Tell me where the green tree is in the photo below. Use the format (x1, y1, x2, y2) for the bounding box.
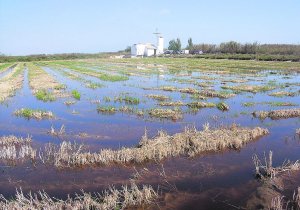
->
(187, 38, 193, 50)
(125, 46, 131, 53)
(168, 38, 181, 51)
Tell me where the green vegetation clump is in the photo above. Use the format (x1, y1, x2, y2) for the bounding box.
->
(54, 84, 66, 90)
(159, 101, 185, 106)
(98, 74, 128, 82)
(14, 108, 54, 120)
(216, 102, 229, 111)
(148, 108, 182, 120)
(159, 86, 177, 92)
(146, 94, 170, 101)
(72, 90, 81, 100)
(191, 94, 207, 100)
(187, 102, 216, 109)
(0, 63, 14, 72)
(35, 89, 56, 102)
(97, 106, 116, 113)
(86, 82, 103, 89)
(123, 96, 140, 105)
(243, 102, 256, 107)
(268, 91, 296, 97)
(221, 85, 275, 93)
(103, 96, 111, 102)
(268, 102, 297, 107)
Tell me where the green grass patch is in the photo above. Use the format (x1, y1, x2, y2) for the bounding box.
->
(123, 96, 140, 105)
(72, 90, 81, 100)
(243, 102, 256, 107)
(35, 89, 56, 102)
(216, 102, 229, 111)
(97, 105, 116, 113)
(14, 108, 54, 120)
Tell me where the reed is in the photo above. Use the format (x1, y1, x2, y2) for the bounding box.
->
(0, 135, 36, 162)
(0, 182, 157, 210)
(40, 124, 268, 168)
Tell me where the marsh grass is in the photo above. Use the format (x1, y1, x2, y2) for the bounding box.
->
(199, 90, 236, 99)
(54, 84, 66, 90)
(187, 102, 216, 109)
(40, 124, 268, 168)
(243, 101, 297, 107)
(97, 106, 117, 114)
(216, 102, 230, 111)
(179, 87, 199, 94)
(159, 101, 185, 106)
(119, 106, 134, 113)
(103, 96, 111, 102)
(148, 108, 182, 120)
(86, 82, 103, 89)
(159, 86, 177, 92)
(268, 91, 296, 97)
(253, 108, 300, 120)
(14, 108, 54, 120)
(122, 96, 140, 105)
(268, 102, 297, 107)
(222, 84, 276, 93)
(146, 94, 170, 101)
(0, 182, 157, 210)
(243, 102, 256, 107)
(0, 135, 36, 162)
(64, 100, 76, 106)
(191, 94, 207, 100)
(35, 89, 56, 102)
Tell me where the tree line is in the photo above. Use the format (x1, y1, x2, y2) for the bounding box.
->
(168, 38, 300, 55)
(0, 53, 113, 63)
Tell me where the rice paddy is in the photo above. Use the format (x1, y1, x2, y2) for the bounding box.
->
(0, 58, 300, 209)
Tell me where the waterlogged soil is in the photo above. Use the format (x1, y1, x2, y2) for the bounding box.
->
(0, 60, 300, 209)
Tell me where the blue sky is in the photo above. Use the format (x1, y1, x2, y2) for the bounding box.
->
(0, 0, 299, 55)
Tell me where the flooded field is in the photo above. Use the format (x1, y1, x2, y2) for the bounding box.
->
(0, 58, 300, 209)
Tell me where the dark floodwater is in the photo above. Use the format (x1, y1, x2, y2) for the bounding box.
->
(0, 64, 300, 209)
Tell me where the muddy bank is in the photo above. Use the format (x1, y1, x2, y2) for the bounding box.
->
(247, 152, 300, 209)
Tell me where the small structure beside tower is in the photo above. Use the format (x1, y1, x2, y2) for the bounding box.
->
(131, 31, 164, 57)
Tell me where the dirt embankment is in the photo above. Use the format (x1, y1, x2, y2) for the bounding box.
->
(0, 64, 24, 102)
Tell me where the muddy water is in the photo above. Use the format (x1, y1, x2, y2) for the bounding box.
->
(0, 63, 300, 209)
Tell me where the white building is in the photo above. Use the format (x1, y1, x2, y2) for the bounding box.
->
(131, 43, 157, 57)
(131, 34, 164, 57)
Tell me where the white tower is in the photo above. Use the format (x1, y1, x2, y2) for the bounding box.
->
(153, 30, 164, 55)
(157, 36, 164, 55)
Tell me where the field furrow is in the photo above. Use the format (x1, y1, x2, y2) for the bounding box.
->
(0, 63, 24, 102)
(27, 63, 69, 101)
